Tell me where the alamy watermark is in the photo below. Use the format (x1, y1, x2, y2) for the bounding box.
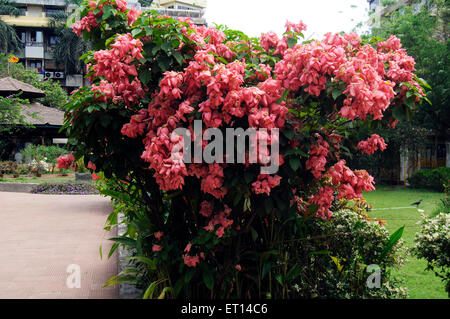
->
(66, 264, 81, 288)
(171, 120, 280, 174)
(366, 264, 381, 289)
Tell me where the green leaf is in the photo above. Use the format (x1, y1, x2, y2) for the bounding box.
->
(379, 225, 404, 262)
(250, 226, 258, 241)
(392, 105, 406, 121)
(172, 50, 183, 65)
(202, 269, 214, 290)
(261, 262, 272, 279)
(286, 264, 303, 281)
(108, 242, 120, 259)
(332, 89, 342, 100)
(109, 237, 137, 248)
(287, 37, 297, 48)
(184, 268, 195, 284)
(289, 157, 301, 171)
(274, 273, 283, 286)
(126, 256, 157, 270)
(102, 5, 113, 19)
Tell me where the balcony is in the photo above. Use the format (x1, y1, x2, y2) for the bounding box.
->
(142, 7, 206, 25)
(0, 13, 50, 28)
(25, 42, 44, 59)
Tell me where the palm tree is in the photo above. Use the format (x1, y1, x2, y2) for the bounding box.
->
(0, 0, 23, 54)
(48, 3, 90, 75)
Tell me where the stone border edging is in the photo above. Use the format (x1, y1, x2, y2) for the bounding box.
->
(0, 182, 38, 193)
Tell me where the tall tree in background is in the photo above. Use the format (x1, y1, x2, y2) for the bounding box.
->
(0, 0, 22, 54)
(370, 0, 449, 138)
(49, 2, 90, 75)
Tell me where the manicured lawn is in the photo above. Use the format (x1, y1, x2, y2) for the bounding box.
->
(0, 174, 75, 184)
(364, 185, 448, 299)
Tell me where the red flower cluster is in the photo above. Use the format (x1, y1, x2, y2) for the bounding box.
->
(357, 134, 387, 155)
(72, 0, 128, 36)
(57, 154, 75, 169)
(90, 33, 145, 106)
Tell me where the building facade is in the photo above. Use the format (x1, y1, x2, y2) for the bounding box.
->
(1, 0, 207, 91)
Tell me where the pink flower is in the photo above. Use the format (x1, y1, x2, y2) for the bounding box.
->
(152, 244, 162, 252)
(57, 154, 75, 169)
(127, 7, 141, 26)
(184, 242, 192, 253)
(199, 201, 214, 217)
(357, 134, 387, 155)
(235, 264, 242, 271)
(154, 231, 163, 240)
(87, 161, 96, 171)
(183, 254, 200, 267)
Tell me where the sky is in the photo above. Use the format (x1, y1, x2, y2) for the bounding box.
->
(204, 0, 370, 40)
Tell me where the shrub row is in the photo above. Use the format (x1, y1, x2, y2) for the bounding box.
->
(408, 167, 450, 192)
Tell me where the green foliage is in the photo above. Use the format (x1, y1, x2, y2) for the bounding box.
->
(20, 144, 68, 172)
(344, 121, 430, 183)
(49, 11, 91, 75)
(414, 212, 450, 297)
(408, 167, 450, 191)
(0, 160, 17, 174)
(370, 0, 450, 135)
(101, 175, 407, 298)
(0, 54, 68, 109)
(33, 79, 69, 109)
(0, 0, 22, 54)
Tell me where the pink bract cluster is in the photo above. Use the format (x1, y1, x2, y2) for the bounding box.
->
(56, 154, 75, 169)
(357, 134, 387, 155)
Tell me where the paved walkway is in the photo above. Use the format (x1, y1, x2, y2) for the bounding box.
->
(0, 192, 118, 298)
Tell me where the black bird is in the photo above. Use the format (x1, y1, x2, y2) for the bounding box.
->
(411, 199, 423, 207)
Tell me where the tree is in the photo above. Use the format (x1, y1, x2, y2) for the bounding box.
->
(49, 6, 91, 75)
(0, 0, 23, 54)
(370, 0, 450, 137)
(61, 0, 425, 298)
(0, 54, 68, 109)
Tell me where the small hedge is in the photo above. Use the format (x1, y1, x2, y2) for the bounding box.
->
(31, 182, 98, 195)
(408, 167, 450, 192)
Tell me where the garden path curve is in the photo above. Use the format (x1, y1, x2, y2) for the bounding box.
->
(0, 192, 118, 298)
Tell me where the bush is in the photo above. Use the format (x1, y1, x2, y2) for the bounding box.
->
(0, 161, 18, 174)
(21, 144, 68, 173)
(66, 0, 426, 299)
(414, 213, 450, 297)
(31, 181, 98, 194)
(290, 209, 407, 298)
(408, 167, 450, 192)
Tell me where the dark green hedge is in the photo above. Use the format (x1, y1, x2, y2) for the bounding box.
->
(408, 167, 450, 192)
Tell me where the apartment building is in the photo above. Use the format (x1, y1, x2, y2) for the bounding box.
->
(1, 0, 207, 90)
(0, 0, 67, 81)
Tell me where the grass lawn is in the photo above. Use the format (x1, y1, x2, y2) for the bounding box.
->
(0, 174, 75, 184)
(364, 185, 448, 299)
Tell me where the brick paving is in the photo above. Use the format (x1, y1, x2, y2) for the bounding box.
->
(0, 192, 118, 299)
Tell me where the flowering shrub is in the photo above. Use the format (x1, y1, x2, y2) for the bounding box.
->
(64, 0, 427, 298)
(414, 213, 450, 297)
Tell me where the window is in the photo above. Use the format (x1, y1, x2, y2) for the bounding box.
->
(49, 35, 58, 46)
(27, 31, 43, 45)
(28, 60, 42, 70)
(178, 5, 193, 10)
(45, 7, 65, 17)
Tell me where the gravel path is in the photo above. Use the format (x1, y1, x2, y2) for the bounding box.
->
(0, 192, 118, 299)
